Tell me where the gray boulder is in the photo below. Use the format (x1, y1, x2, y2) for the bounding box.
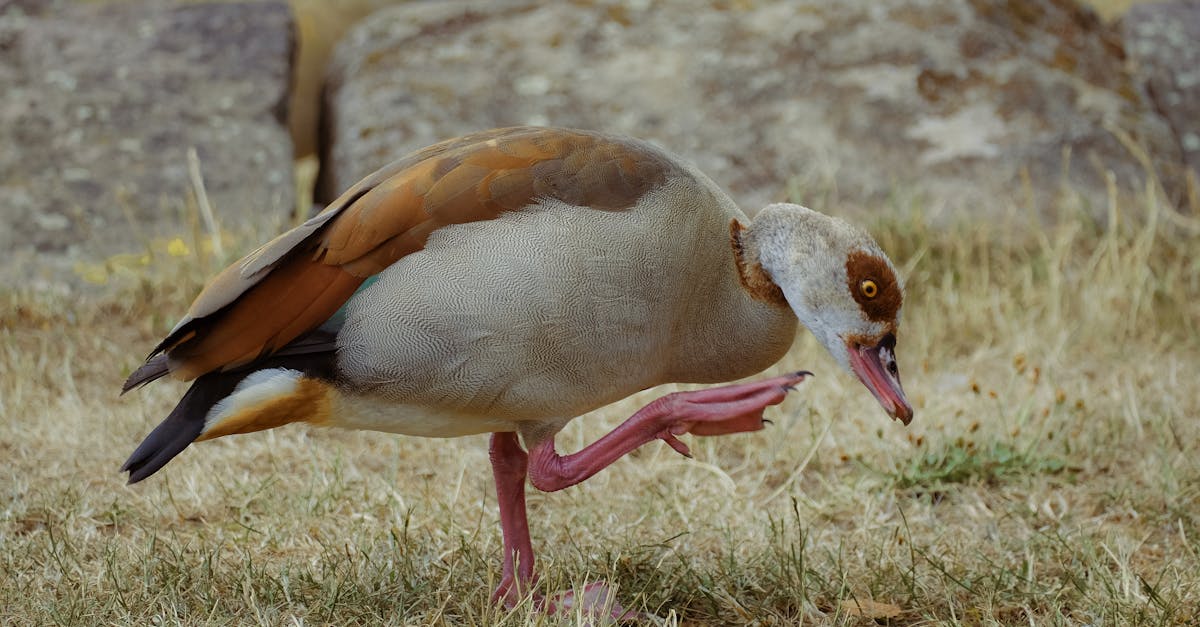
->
(1123, 1, 1200, 180)
(0, 0, 295, 289)
(320, 0, 1183, 220)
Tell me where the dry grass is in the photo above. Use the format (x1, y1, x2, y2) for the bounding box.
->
(2, 175, 1199, 626)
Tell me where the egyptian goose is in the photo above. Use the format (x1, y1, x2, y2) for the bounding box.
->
(122, 126, 912, 616)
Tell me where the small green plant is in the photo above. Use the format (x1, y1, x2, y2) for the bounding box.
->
(869, 439, 1071, 492)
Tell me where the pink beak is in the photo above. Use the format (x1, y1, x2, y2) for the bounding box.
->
(846, 335, 913, 425)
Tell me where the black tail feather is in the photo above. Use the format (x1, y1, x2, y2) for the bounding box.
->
(122, 406, 204, 483)
(122, 371, 237, 483)
(122, 331, 338, 484)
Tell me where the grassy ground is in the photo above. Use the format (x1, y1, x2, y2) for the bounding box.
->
(2, 174, 1198, 625)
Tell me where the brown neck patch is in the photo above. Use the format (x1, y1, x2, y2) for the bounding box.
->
(846, 250, 902, 323)
(730, 220, 788, 307)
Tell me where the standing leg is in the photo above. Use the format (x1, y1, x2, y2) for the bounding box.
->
(489, 431, 536, 607)
(490, 430, 640, 620)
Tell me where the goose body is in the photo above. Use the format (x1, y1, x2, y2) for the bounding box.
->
(328, 170, 795, 438)
(123, 127, 911, 615)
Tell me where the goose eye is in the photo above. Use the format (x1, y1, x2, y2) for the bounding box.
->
(860, 279, 878, 298)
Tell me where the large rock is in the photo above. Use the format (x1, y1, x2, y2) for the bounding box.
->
(0, 0, 295, 288)
(1123, 1, 1200, 180)
(319, 0, 1184, 220)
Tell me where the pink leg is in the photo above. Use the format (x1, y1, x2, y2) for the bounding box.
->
(528, 371, 810, 493)
(487, 432, 643, 614)
(489, 372, 808, 619)
(488, 432, 536, 607)
(489, 433, 639, 620)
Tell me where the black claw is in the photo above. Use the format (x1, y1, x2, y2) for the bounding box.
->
(793, 370, 814, 378)
(763, 419, 774, 426)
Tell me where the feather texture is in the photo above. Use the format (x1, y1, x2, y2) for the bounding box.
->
(134, 127, 681, 382)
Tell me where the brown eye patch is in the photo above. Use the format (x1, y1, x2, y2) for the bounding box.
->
(846, 250, 902, 323)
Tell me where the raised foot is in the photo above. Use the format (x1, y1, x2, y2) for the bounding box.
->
(657, 371, 812, 455)
(525, 371, 812, 493)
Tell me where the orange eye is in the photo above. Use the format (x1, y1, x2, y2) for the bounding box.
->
(860, 279, 878, 298)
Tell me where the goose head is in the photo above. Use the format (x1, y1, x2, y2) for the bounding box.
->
(745, 203, 914, 424)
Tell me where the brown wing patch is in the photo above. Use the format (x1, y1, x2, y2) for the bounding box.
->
(317, 127, 676, 276)
(730, 220, 788, 306)
(166, 255, 362, 379)
(846, 250, 902, 323)
(144, 127, 682, 382)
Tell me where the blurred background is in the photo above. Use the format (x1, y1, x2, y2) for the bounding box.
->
(1, 0, 1195, 290)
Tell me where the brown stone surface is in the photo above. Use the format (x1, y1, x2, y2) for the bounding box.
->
(0, 0, 296, 288)
(320, 0, 1183, 220)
